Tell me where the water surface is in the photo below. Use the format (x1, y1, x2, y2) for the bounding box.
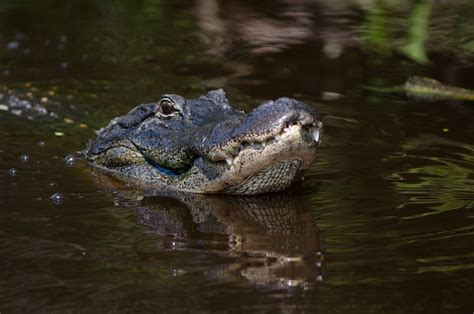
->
(1, 1, 473, 312)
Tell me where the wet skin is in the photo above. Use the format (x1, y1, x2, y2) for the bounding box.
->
(86, 90, 323, 195)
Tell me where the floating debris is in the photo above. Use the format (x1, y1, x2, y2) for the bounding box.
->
(404, 77, 474, 101)
(321, 91, 343, 101)
(54, 131, 64, 137)
(367, 76, 474, 102)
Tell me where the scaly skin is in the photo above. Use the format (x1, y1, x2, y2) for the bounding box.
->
(86, 89, 323, 195)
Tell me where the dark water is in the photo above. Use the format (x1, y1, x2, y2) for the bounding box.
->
(1, 0, 474, 312)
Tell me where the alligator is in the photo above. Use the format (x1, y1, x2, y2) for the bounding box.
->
(367, 76, 474, 102)
(86, 89, 323, 195)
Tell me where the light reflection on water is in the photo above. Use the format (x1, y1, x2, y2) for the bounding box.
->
(0, 0, 474, 312)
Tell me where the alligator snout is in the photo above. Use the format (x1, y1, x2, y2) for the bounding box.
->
(232, 97, 322, 140)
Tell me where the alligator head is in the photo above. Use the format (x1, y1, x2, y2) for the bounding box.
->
(86, 89, 322, 194)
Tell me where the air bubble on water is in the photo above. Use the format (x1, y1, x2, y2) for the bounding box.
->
(20, 154, 29, 163)
(38, 141, 45, 148)
(50, 193, 64, 204)
(64, 154, 76, 166)
(8, 168, 17, 177)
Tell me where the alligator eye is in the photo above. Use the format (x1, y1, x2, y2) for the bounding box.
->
(159, 97, 180, 116)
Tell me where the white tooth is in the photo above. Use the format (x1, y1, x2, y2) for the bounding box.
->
(312, 129, 320, 142)
(262, 141, 267, 147)
(225, 157, 233, 166)
(275, 134, 282, 141)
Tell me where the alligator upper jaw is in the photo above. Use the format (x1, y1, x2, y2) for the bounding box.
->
(199, 97, 323, 162)
(216, 121, 322, 167)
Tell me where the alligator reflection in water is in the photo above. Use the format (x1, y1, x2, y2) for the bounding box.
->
(101, 175, 325, 288)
